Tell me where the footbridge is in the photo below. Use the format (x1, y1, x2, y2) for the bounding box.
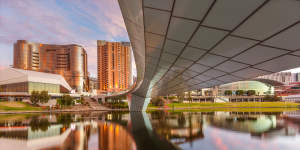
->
(251, 78, 285, 86)
(118, 0, 300, 111)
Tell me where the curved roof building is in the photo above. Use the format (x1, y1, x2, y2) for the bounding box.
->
(0, 68, 72, 96)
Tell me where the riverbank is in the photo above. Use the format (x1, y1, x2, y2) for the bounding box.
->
(147, 102, 300, 111)
(149, 102, 299, 108)
(0, 102, 299, 114)
(0, 101, 127, 114)
(147, 107, 299, 113)
(0, 101, 43, 111)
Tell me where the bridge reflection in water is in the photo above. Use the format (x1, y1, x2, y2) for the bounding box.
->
(0, 112, 179, 150)
(0, 111, 300, 150)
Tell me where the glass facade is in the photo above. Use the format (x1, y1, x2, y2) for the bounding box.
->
(218, 81, 274, 96)
(0, 82, 59, 93)
(28, 82, 59, 93)
(0, 82, 28, 92)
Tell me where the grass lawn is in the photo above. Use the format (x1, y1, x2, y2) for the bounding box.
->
(147, 107, 299, 113)
(147, 102, 300, 112)
(0, 101, 43, 111)
(148, 102, 300, 109)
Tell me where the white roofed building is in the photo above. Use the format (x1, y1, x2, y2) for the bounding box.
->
(0, 68, 72, 98)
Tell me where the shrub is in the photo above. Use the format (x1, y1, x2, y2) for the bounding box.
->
(57, 94, 74, 107)
(30, 90, 50, 105)
(247, 90, 256, 96)
(168, 96, 177, 101)
(224, 90, 232, 96)
(111, 102, 128, 109)
(39, 91, 50, 104)
(151, 97, 164, 106)
(236, 90, 245, 96)
(76, 98, 83, 104)
(30, 91, 40, 105)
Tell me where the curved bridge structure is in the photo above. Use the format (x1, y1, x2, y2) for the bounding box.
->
(251, 78, 285, 86)
(118, 0, 300, 111)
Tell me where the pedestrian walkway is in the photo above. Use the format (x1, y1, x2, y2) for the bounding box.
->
(84, 97, 109, 110)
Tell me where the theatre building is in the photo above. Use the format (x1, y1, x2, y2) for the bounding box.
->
(0, 68, 72, 100)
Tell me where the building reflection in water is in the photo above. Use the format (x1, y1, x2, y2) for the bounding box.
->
(97, 123, 136, 150)
(149, 111, 300, 148)
(0, 113, 137, 150)
(150, 112, 205, 145)
(0, 111, 300, 150)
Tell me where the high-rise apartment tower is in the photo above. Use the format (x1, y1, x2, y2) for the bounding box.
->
(97, 40, 131, 93)
(13, 40, 89, 93)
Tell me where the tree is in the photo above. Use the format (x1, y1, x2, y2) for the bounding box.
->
(168, 96, 177, 100)
(39, 91, 50, 104)
(57, 94, 74, 106)
(151, 97, 164, 106)
(64, 95, 74, 106)
(187, 91, 192, 103)
(76, 97, 84, 104)
(177, 113, 186, 128)
(57, 114, 73, 127)
(29, 117, 50, 132)
(39, 118, 50, 131)
(29, 116, 40, 131)
(30, 91, 40, 105)
(247, 90, 256, 96)
(177, 92, 185, 103)
(224, 90, 232, 96)
(236, 90, 244, 96)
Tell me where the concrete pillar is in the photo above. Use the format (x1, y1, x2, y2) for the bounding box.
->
(128, 94, 150, 111)
(129, 112, 178, 150)
(101, 96, 105, 104)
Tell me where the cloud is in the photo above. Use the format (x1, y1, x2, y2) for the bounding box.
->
(0, 65, 7, 70)
(0, 0, 129, 76)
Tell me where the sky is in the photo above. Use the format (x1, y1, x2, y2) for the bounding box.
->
(0, 0, 132, 77)
(0, 0, 299, 77)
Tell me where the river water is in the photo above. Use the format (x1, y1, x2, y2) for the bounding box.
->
(0, 110, 300, 150)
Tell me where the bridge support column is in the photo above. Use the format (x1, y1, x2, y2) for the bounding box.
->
(128, 94, 151, 111)
(129, 112, 178, 150)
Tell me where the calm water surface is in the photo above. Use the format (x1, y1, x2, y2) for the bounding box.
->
(0, 110, 300, 150)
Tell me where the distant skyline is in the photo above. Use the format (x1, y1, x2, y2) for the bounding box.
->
(0, 0, 129, 77)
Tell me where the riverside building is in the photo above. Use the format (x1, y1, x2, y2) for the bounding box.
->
(13, 40, 89, 93)
(97, 40, 132, 93)
(0, 68, 71, 100)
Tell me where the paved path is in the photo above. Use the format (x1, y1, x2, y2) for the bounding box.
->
(84, 97, 110, 110)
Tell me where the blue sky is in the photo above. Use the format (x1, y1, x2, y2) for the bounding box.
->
(0, 0, 130, 77)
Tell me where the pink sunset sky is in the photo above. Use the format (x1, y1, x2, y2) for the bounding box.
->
(0, 0, 131, 77)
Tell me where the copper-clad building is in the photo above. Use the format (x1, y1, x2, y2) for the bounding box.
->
(13, 40, 89, 93)
(97, 40, 131, 93)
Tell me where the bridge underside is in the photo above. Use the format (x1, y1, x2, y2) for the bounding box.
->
(118, 0, 300, 111)
(252, 78, 285, 86)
